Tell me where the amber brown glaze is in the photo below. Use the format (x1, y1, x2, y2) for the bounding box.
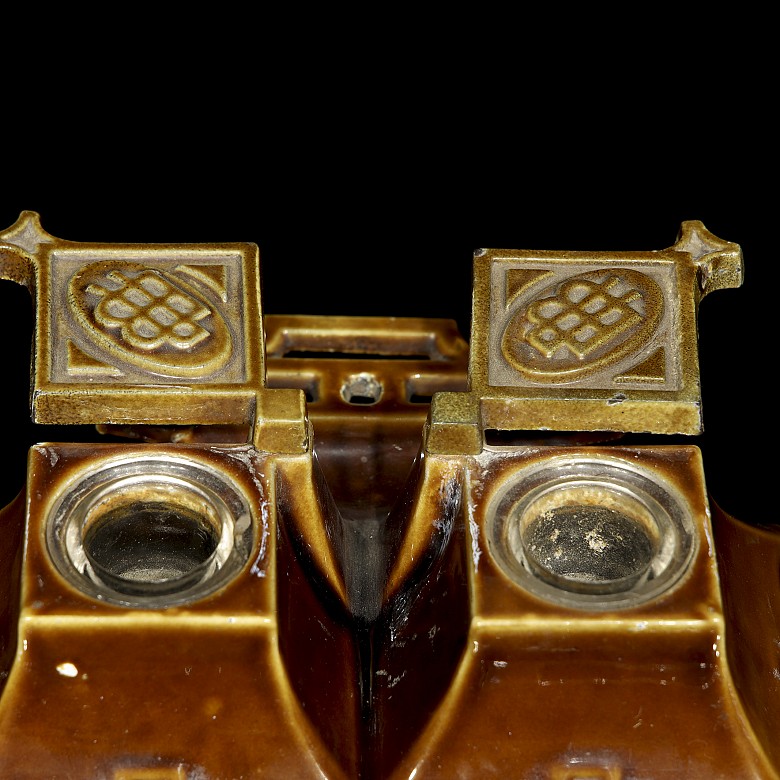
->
(2, 217, 776, 779)
(275, 454, 363, 777)
(713, 502, 780, 771)
(276, 448, 471, 778)
(0, 491, 24, 699)
(0, 443, 347, 779)
(265, 314, 469, 522)
(390, 445, 778, 779)
(367, 453, 470, 779)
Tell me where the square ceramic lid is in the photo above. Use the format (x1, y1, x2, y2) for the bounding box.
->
(0, 211, 308, 453)
(427, 221, 743, 453)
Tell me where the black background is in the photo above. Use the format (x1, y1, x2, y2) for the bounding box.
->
(0, 51, 771, 527)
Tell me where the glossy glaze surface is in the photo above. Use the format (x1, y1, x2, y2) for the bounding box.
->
(0, 216, 776, 778)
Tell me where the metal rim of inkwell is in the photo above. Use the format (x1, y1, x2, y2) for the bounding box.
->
(486, 455, 697, 610)
(45, 454, 253, 608)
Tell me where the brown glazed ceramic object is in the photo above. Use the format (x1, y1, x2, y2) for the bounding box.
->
(0, 214, 777, 778)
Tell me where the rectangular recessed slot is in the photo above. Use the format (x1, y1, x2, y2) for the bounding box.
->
(406, 376, 469, 404)
(264, 316, 466, 363)
(484, 429, 621, 446)
(282, 350, 430, 361)
(265, 374, 319, 403)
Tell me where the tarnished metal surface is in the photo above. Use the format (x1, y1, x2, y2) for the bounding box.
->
(0, 214, 777, 779)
